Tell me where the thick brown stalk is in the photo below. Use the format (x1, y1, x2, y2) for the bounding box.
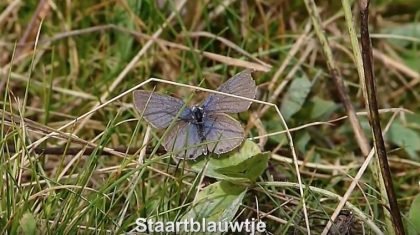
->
(359, 1, 405, 234)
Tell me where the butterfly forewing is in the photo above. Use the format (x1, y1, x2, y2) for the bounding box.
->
(163, 121, 208, 159)
(203, 113, 244, 154)
(202, 69, 256, 114)
(133, 90, 189, 129)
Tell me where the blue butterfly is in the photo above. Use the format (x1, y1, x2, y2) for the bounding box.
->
(133, 69, 256, 160)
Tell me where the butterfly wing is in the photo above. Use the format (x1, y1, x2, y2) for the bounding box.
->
(203, 113, 244, 154)
(133, 90, 190, 129)
(163, 121, 208, 160)
(202, 69, 256, 114)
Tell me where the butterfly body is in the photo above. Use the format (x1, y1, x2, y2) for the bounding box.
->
(189, 106, 205, 125)
(185, 106, 207, 148)
(134, 69, 256, 160)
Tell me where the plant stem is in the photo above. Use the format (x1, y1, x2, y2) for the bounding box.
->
(359, 1, 405, 234)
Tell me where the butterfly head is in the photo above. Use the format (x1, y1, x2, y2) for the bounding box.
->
(191, 106, 205, 124)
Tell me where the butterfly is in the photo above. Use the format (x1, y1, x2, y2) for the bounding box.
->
(133, 69, 256, 160)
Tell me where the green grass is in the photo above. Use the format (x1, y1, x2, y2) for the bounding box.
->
(1, 0, 419, 234)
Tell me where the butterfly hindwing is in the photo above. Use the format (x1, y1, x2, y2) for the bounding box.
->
(163, 120, 208, 160)
(203, 113, 244, 155)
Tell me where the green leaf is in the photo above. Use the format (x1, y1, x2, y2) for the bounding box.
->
(382, 23, 420, 47)
(214, 152, 269, 182)
(264, 119, 287, 145)
(407, 193, 420, 235)
(309, 96, 337, 120)
(403, 53, 420, 72)
(296, 132, 311, 152)
(280, 75, 312, 120)
(406, 112, 420, 127)
(181, 181, 247, 234)
(191, 140, 269, 183)
(20, 212, 36, 235)
(388, 121, 420, 160)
